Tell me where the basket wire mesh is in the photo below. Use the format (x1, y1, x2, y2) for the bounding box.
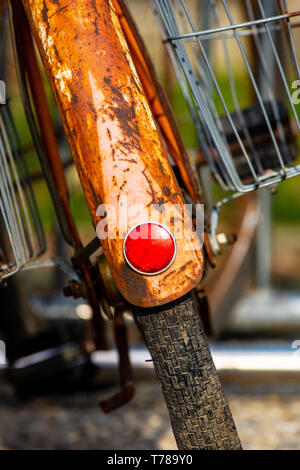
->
(0, 8, 45, 281)
(0, 101, 46, 280)
(151, 0, 300, 196)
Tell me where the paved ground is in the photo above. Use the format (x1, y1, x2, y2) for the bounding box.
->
(1, 380, 300, 450)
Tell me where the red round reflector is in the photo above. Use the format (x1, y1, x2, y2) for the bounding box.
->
(123, 222, 176, 275)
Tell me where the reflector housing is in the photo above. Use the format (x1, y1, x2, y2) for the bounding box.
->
(123, 222, 176, 275)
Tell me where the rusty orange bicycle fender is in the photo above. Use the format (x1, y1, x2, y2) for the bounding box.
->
(22, 0, 203, 307)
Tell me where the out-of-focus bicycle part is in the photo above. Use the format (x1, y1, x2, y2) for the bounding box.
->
(96, 252, 124, 320)
(22, 0, 203, 308)
(0, 274, 99, 398)
(205, 193, 259, 334)
(9, 0, 78, 249)
(0, 100, 46, 280)
(113, 0, 203, 204)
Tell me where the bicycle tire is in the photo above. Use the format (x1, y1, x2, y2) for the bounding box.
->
(134, 293, 242, 450)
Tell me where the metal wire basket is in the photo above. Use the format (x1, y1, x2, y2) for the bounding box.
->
(0, 6, 45, 281)
(151, 0, 300, 195)
(0, 101, 45, 280)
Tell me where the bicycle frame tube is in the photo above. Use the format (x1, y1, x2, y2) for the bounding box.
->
(21, 0, 203, 307)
